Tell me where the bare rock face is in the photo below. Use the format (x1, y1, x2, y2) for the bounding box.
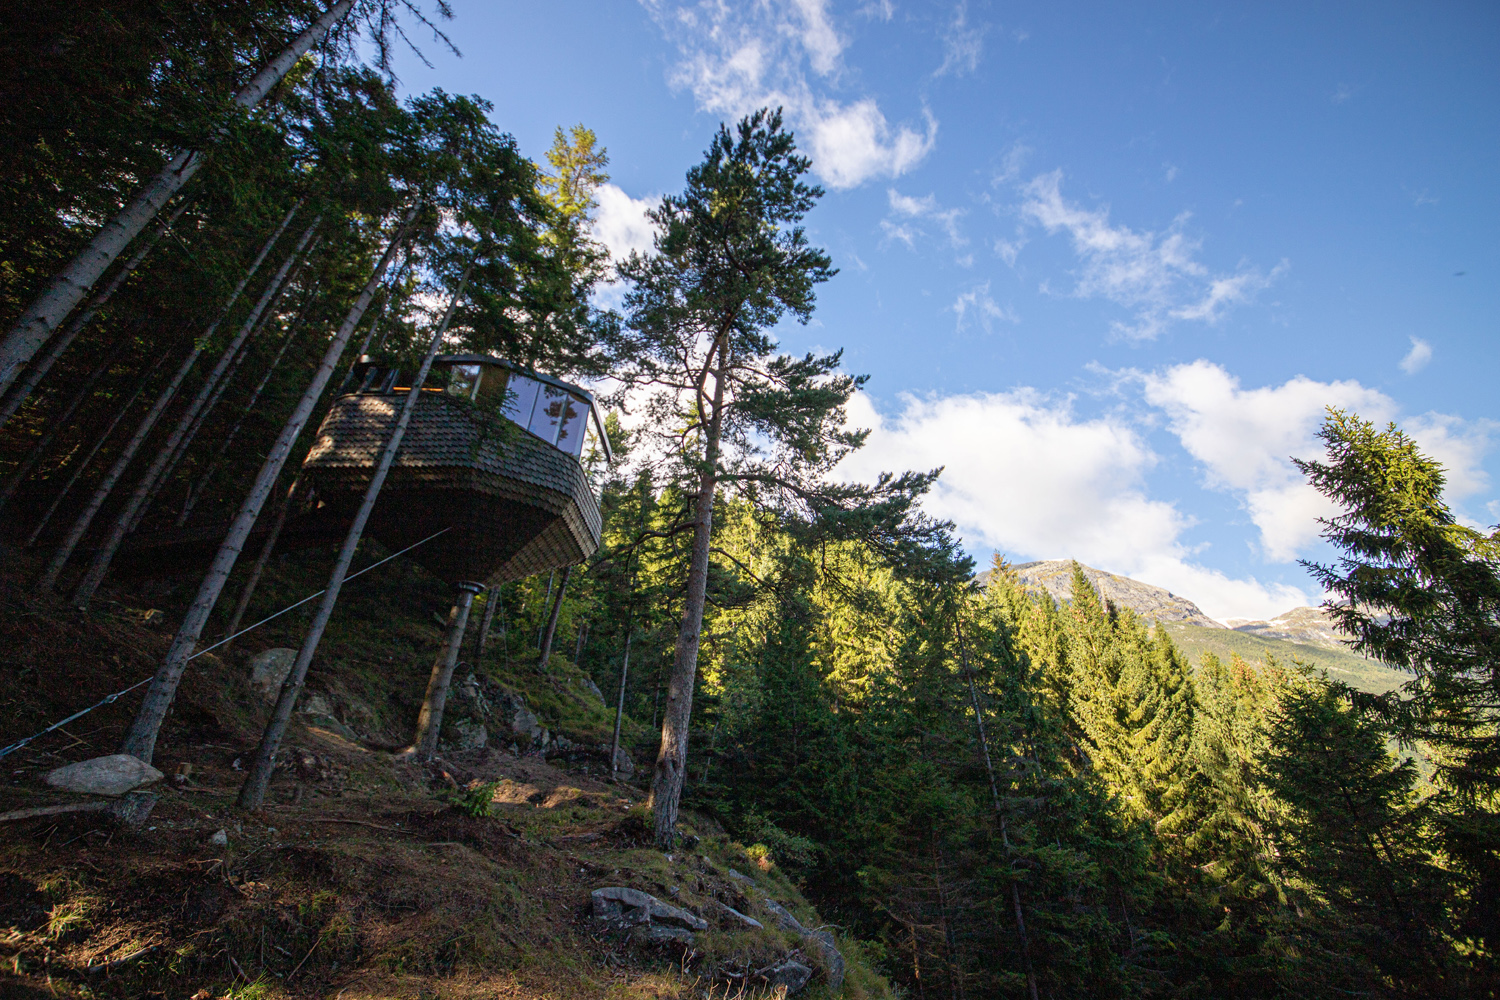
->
(591, 886, 708, 944)
(763, 899, 844, 992)
(707, 898, 763, 930)
(248, 648, 298, 701)
(1227, 605, 1361, 649)
(760, 957, 813, 994)
(999, 560, 1225, 629)
(46, 755, 163, 797)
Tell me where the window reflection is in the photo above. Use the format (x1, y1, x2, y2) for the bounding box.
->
(447, 364, 480, 400)
(528, 385, 570, 445)
(502, 375, 540, 426)
(555, 395, 586, 455)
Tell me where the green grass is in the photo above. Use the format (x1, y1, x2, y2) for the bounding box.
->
(1165, 624, 1410, 694)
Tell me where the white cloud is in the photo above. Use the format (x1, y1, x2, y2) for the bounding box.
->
(1405, 412, 1497, 511)
(859, 0, 895, 21)
(1400, 336, 1432, 374)
(837, 389, 1307, 621)
(1140, 360, 1396, 562)
(886, 188, 965, 246)
(951, 281, 1016, 332)
(643, 0, 936, 189)
(1018, 170, 1281, 340)
(593, 184, 657, 263)
(936, 2, 986, 77)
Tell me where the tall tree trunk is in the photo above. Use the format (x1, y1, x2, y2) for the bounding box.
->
(649, 332, 727, 848)
(536, 565, 571, 671)
(472, 588, 498, 664)
(236, 257, 471, 804)
(0, 199, 192, 432)
(536, 571, 554, 647)
(955, 617, 1039, 1000)
(23, 354, 168, 548)
(220, 477, 302, 651)
(36, 202, 301, 590)
(0, 0, 355, 394)
(178, 278, 319, 526)
(121, 205, 416, 764)
(71, 216, 318, 608)
(573, 620, 588, 665)
(611, 629, 634, 781)
(410, 583, 482, 761)
(0, 336, 128, 515)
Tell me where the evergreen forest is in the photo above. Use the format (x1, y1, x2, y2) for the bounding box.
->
(0, 4, 1494, 998)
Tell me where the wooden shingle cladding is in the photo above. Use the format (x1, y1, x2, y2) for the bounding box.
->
(302, 388, 602, 586)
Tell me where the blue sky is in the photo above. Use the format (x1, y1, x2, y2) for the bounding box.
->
(390, 1, 1498, 621)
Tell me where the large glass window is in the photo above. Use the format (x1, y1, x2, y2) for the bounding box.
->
(555, 395, 587, 455)
(446, 364, 481, 400)
(528, 384, 570, 445)
(502, 375, 540, 426)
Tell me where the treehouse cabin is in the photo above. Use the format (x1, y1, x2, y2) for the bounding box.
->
(300, 354, 611, 587)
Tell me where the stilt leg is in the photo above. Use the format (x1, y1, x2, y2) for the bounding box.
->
(411, 581, 483, 761)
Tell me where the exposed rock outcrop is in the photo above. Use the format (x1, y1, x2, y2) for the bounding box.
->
(1226, 605, 1364, 649)
(763, 898, 845, 993)
(248, 648, 297, 701)
(591, 886, 708, 944)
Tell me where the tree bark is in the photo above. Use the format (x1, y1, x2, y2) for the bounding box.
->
(23, 355, 166, 548)
(178, 278, 319, 526)
(220, 477, 302, 651)
(71, 215, 318, 608)
(611, 628, 634, 781)
(472, 588, 498, 664)
(955, 616, 1038, 1000)
(0, 0, 355, 394)
(120, 205, 416, 764)
(0, 336, 127, 515)
(0, 199, 191, 432)
(649, 331, 727, 848)
(536, 565, 571, 671)
(36, 202, 302, 591)
(410, 583, 482, 761)
(235, 253, 469, 803)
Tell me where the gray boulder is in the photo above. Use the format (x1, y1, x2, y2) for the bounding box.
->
(248, 648, 297, 701)
(764, 899, 844, 993)
(449, 674, 491, 719)
(607, 744, 635, 777)
(493, 691, 544, 743)
(591, 886, 708, 941)
(707, 898, 763, 930)
(46, 755, 162, 797)
(444, 718, 488, 752)
(760, 957, 813, 994)
(580, 676, 605, 703)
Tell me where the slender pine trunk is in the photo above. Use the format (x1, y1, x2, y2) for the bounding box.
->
(71, 216, 317, 608)
(121, 206, 416, 764)
(0, 199, 191, 432)
(0, 0, 355, 392)
(237, 257, 471, 804)
(24, 354, 168, 548)
(573, 621, 588, 665)
(410, 584, 481, 760)
(649, 331, 727, 848)
(610, 628, 633, 780)
(36, 202, 301, 590)
(179, 278, 319, 525)
(220, 477, 302, 652)
(472, 589, 497, 664)
(0, 336, 127, 515)
(955, 617, 1038, 1000)
(536, 565, 571, 671)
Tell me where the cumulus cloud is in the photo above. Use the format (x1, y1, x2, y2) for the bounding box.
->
(642, 0, 936, 189)
(1140, 361, 1396, 562)
(1400, 336, 1433, 374)
(593, 184, 658, 263)
(1018, 170, 1283, 340)
(837, 390, 1309, 622)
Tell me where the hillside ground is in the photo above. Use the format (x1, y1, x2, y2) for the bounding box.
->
(0, 542, 892, 999)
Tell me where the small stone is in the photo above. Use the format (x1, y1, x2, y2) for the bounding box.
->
(46, 754, 163, 797)
(208, 829, 228, 846)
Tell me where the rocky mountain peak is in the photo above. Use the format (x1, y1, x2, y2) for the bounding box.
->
(992, 559, 1226, 629)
